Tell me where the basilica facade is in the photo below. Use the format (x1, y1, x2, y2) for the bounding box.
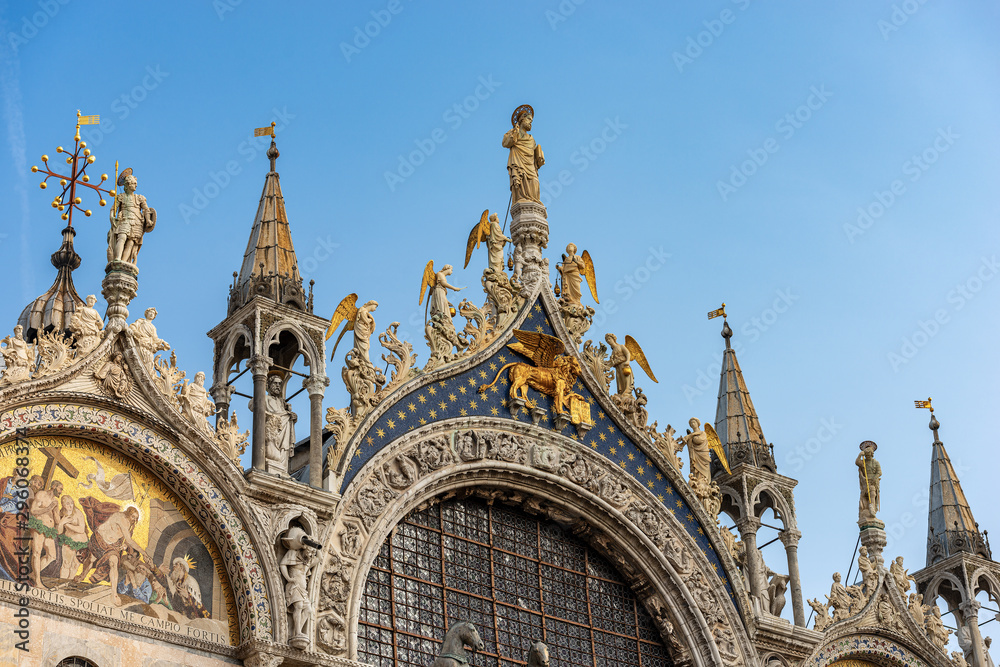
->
(0, 109, 997, 667)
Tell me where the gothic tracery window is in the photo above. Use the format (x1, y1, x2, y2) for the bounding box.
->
(359, 496, 674, 666)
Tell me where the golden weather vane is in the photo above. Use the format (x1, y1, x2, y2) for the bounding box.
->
(254, 121, 277, 138)
(707, 302, 726, 320)
(30, 110, 113, 226)
(914, 397, 933, 411)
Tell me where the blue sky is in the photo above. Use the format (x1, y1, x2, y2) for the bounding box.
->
(2, 0, 999, 626)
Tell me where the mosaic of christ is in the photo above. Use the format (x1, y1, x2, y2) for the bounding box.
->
(0, 436, 235, 644)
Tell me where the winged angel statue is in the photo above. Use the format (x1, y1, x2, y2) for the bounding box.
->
(464, 209, 511, 274)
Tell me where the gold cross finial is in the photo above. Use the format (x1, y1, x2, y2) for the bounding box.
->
(30, 111, 111, 226)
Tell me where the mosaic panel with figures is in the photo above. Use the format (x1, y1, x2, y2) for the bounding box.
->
(358, 496, 673, 667)
(0, 435, 236, 646)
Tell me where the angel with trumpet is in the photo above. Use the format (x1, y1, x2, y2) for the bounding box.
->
(464, 209, 511, 274)
(605, 333, 657, 396)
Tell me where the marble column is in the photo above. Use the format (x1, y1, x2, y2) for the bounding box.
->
(780, 529, 805, 626)
(736, 516, 763, 609)
(249, 355, 271, 471)
(304, 373, 328, 489)
(961, 600, 988, 667)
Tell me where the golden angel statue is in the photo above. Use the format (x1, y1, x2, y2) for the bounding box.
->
(679, 418, 731, 491)
(502, 104, 544, 203)
(604, 333, 658, 396)
(419, 261, 464, 319)
(464, 209, 511, 274)
(326, 294, 379, 363)
(557, 244, 598, 310)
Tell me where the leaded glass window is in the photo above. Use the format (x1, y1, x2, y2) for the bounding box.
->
(359, 497, 674, 666)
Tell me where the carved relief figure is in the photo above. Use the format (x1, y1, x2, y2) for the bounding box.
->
(108, 167, 156, 265)
(925, 606, 952, 651)
(856, 440, 881, 520)
(69, 294, 105, 354)
(94, 351, 133, 399)
(502, 104, 544, 203)
(0, 325, 34, 385)
(129, 307, 169, 368)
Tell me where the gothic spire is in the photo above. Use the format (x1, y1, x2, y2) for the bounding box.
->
(229, 138, 305, 313)
(713, 317, 775, 473)
(925, 411, 990, 565)
(17, 225, 84, 343)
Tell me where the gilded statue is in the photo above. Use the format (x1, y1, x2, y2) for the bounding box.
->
(479, 329, 592, 427)
(857, 440, 882, 521)
(605, 333, 657, 396)
(326, 293, 379, 364)
(419, 261, 465, 320)
(502, 104, 544, 203)
(108, 167, 156, 265)
(464, 209, 511, 274)
(557, 244, 598, 309)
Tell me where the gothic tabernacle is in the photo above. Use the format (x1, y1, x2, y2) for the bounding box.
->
(0, 108, 995, 667)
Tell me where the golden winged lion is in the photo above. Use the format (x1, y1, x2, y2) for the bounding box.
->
(479, 329, 585, 419)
